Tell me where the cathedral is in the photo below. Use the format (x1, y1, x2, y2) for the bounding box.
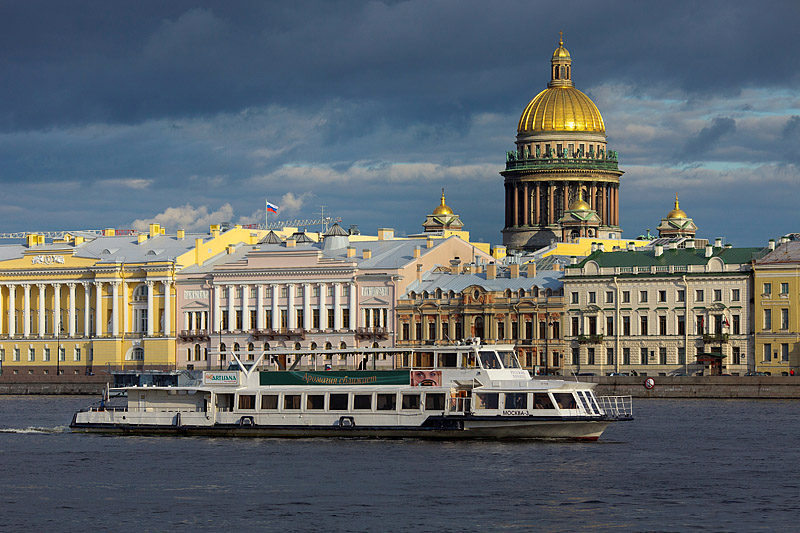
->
(501, 35, 624, 251)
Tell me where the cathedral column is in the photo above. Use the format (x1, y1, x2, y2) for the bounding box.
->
(548, 182, 555, 225)
(349, 283, 357, 330)
(256, 285, 264, 330)
(614, 186, 619, 226)
(590, 182, 597, 212)
(111, 282, 120, 337)
(287, 283, 295, 329)
(271, 284, 280, 330)
(163, 280, 171, 337)
(7, 284, 16, 337)
(534, 183, 540, 226)
(53, 283, 62, 337)
(227, 285, 235, 331)
(522, 183, 529, 226)
(504, 183, 510, 227)
(512, 184, 519, 227)
(562, 184, 569, 217)
(303, 283, 312, 330)
(242, 285, 250, 331)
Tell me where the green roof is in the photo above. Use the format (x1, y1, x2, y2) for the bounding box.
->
(571, 247, 763, 269)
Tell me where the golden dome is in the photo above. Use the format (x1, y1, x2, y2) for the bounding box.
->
(517, 87, 605, 134)
(667, 194, 687, 219)
(433, 188, 453, 215)
(569, 189, 591, 211)
(552, 33, 571, 59)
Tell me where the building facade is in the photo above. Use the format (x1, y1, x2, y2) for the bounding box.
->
(502, 35, 623, 251)
(563, 241, 759, 375)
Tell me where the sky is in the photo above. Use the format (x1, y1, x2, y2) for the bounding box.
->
(1, 0, 798, 247)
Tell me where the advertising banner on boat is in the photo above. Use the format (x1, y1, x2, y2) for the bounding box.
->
(259, 370, 410, 386)
(203, 371, 240, 386)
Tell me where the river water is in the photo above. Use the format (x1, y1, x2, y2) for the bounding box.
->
(0, 395, 797, 532)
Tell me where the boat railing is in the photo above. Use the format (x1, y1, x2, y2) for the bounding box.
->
(596, 396, 633, 419)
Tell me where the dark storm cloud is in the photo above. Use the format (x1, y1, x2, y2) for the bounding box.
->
(676, 117, 737, 161)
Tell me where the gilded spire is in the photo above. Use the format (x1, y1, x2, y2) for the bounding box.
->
(433, 188, 453, 216)
(667, 193, 687, 219)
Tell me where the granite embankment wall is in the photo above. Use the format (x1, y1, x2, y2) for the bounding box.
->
(0, 374, 111, 395)
(584, 376, 800, 399)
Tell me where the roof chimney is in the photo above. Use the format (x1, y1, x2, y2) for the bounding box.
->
(685, 239, 695, 249)
(715, 237, 723, 248)
(416, 264, 423, 282)
(627, 242, 635, 251)
(769, 239, 776, 251)
(668, 242, 677, 250)
(149, 223, 160, 238)
(655, 244, 663, 257)
(227, 244, 236, 255)
(286, 238, 296, 248)
(570, 256, 577, 265)
(377, 228, 394, 240)
(426, 238, 434, 249)
(598, 242, 605, 252)
(449, 257, 461, 274)
(138, 234, 148, 244)
(103, 228, 115, 237)
(509, 263, 519, 279)
(527, 261, 537, 278)
(210, 225, 220, 238)
(591, 242, 597, 252)
(725, 243, 732, 249)
(74, 236, 85, 246)
(346, 246, 355, 258)
(705, 244, 713, 258)
(363, 249, 372, 259)
(177, 229, 185, 240)
(195, 238, 204, 265)
(413, 246, 421, 259)
(487, 263, 496, 280)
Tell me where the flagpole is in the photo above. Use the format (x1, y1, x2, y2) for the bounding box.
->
(265, 198, 268, 228)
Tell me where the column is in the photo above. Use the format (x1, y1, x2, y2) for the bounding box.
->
(122, 281, 128, 335)
(145, 280, 154, 337)
(548, 183, 555, 225)
(256, 285, 264, 330)
(111, 282, 120, 337)
(533, 183, 540, 226)
(68, 283, 76, 337)
(512, 184, 519, 227)
(82, 283, 91, 337)
(22, 284, 31, 338)
(226, 285, 235, 331)
(349, 282, 357, 330)
(241, 284, 250, 331)
(318, 283, 326, 330)
(53, 283, 62, 337)
(8, 284, 15, 337)
(333, 283, 341, 331)
(590, 182, 597, 212)
(287, 283, 295, 329)
(522, 183, 529, 226)
(615, 186, 620, 226)
(213, 285, 221, 332)
(303, 283, 311, 330)
(562, 184, 569, 217)
(504, 183, 511, 227)
(161, 281, 170, 336)
(0, 284, 4, 336)
(37, 284, 46, 337)
(94, 282, 103, 337)
(271, 284, 279, 330)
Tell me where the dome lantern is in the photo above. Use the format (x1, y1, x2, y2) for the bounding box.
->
(667, 193, 687, 219)
(549, 31, 573, 88)
(432, 188, 453, 216)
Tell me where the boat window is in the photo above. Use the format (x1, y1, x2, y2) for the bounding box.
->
(585, 391, 600, 413)
(498, 351, 521, 369)
(353, 394, 373, 410)
(413, 351, 434, 368)
(261, 394, 278, 410)
(461, 352, 476, 368)
(552, 393, 577, 410)
(479, 351, 501, 369)
(306, 394, 325, 410)
(578, 391, 599, 414)
(533, 393, 554, 409)
(402, 394, 421, 410)
(424, 393, 446, 410)
(476, 392, 499, 410)
(376, 393, 397, 411)
(283, 394, 301, 410)
(238, 395, 256, 410)
(329, 393, 348, 411)
(439, 352, 458, 368)
(504, 393, 527, 410)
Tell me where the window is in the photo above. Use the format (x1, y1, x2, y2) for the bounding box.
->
(781, 283, 789, 295)
(312, 309, 320, 329)
(623, 347, 631, 365)
(622, 316, 631, 336)
(678, 347, 686, 365)
(238, 395, 256, 410)
(261, 395, 278, 410)
(733, 314, 740, 335)
(731, 289, 740, 301)
(659, 315, 667, 336)
(731, 346, 740, 365)
(402, 394, 421, 410)
(221, 310, 229, 331)
(401, 322, 409, 340)
(606, 347, 614, 365)
(327, 310, 335, 329)
(571, 317, 580, 336)
(606, 291, 614, 304)
(235, 310, 243, 330)
(377, 394, 397, 411)
(713, 289, 722, 302)
(639, 291, 648, 303)
(677, 290, 685, 302)
(781, 309, 789, 330)
(280, 310, 288, 328)
(497, 321, 505, 339)
(28, 347, 35, 362)
(588, 292, 596, 304)
(696, 316, 705, 334)
(312, 286, 320, 297)
(571, 347, 579, 365)
(640, 347, 649, 365)
(640, 315, 648, 336)
(476, 393, 499, 410)
(327, 286, 334, 297)
(587, 317, 597, 335)
(342, 309, 350, 330)
(296, 286, 303, 298)
(764, 309, 772, 330)
(59, 347, 66, 361)
(763, 283, 771, 295)
(658, 290, 667, 303)
(504, 393, 527, 410)
(677, 315, 685, 335)
(306, 394, 325, 410)
(781, 344, 789, 362)
(429, 321, 437, 340)
(280, 286, 288, 298)
(250, 310, 257, 329)
(264, 310, 272, 328)
(425, 393, 446, 410)
(283, 395, 301, 410)
(571, 292, 579, 304)
(74, 348, 80, 362)
(713, 315, 723, 335)
(622, 291, 630, 303)
(695, 290, 704, 302)
(659, 347, 667, 365)
(606, 316, 613, 336)
(764, 343, 772, 362)
(296, 309, 304, 328)
(587, 347, 595, 365)
(353, 394, 372, 410)
(44, 347, 50, 362)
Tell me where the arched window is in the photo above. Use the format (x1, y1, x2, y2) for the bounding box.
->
(533, 287, 539, 298)
(519, 289, 526, 298)
(194, 344, 201, 361)
(247, 342, 255, 360)
(133, 284, 148, 300)
(560, 65, 565, 78)
(264, 342, 270, 351)
(449, 290, 455, 299)
(422, 291, 428, 299)
(310, 342, 317, 350)
(340, 341, 347, 350)
(435, 289, 442, 299)
(409, 291, 416, 300)
(325, 342, 332, 350)
(504, 289, 512, 298)
(233, 342, 240, 354)
(126, 347, 144, 361)
(220, 343, 227, 362)
(294, 342, 301, 350)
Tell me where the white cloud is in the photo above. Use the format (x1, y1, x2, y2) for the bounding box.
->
(96, 178, 153, 190)
(130, 203, 235, 232)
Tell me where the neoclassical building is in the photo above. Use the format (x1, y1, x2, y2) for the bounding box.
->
(502, 35, 623, 251)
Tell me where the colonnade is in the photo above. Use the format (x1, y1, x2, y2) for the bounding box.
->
(0, 280, 172, 338)
(504, 180, 619, 227)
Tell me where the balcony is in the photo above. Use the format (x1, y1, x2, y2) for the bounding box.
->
(702, 333, 730, 344)
(504, 151, 620, 173)
(355, 327, 389, 340)
(576, 334, 604, 344)
(251, 328, 306, 341)
(179, 329, 211, 341)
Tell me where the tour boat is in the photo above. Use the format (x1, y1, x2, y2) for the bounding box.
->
(71, 340, 633, 440)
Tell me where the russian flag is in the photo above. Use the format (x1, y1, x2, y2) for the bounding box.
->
(266, 201, 278, 213)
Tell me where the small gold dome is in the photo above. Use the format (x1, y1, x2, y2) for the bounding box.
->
(433, 189, 453, 216)
(569, 189, 591, 211)
(552, 31, 571, 59)
(518, 87, 605, 133)
(667, 194, 687, 219)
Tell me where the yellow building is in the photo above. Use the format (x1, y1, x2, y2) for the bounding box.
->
(753, 239, 800, 375)
(0, 224, 267, 376)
